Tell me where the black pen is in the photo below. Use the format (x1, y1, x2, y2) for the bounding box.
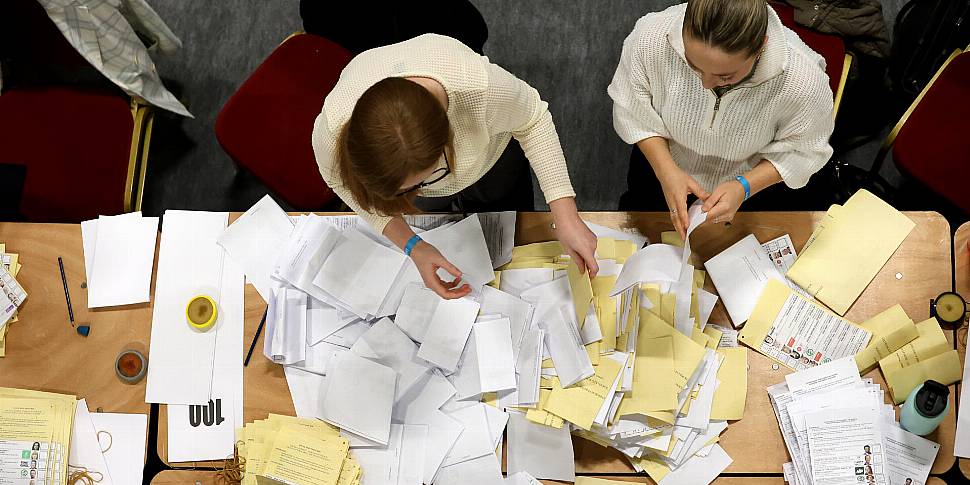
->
(244, 307, 268, 367)
(57, 256, 75, 327)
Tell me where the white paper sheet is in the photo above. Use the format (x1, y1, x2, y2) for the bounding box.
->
(704, 234, 787, 327)
(532, 303, 593, 387)
(314, 229, 408, 319)
(90, 412, 148, 485)
(658, 444, 732, 485)
(306, 299, 357, 346)
(263, 286, 308, 365)
(353, 424, 427, 485)
(805, 407, 888, 485)
(514, 328, 544, 406)
(167, 259, 244, 462)
(217, 194, 294, 303)
(394, 284, 442, 342)
(477, 211, 517, 269)
(498, 268, 555, 298)
(441, 404, 494, 467)
(417, 298, 481, 372)
(284, 365, 328, 420)
(674, 203, 708, 336)
(610, 243, 682, 296)
(419, 215, 496, 289)
(585, 221, 648, 249)
(351, 317, 431, 400)
(478, 285, 535, 359)
(86, 213, 158, 308)
(883, 424, 938, 485)
(785, 357, 862, 398)
(70, 400, 114, 485)
(433, 452, 504, 485)
(323, 352, 397, 446)
(274, 215, 343, 303)
(506, 412, 575, 482)
(81, 211, 141, 283)
(145, 211, 228, 405)
(471, 318, 517, 393)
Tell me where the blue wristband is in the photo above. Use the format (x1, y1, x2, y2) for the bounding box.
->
(735, 175, 751, 201)
(404, 234, 423, 257)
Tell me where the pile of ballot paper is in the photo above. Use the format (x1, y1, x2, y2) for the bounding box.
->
(769, 358, 939, 485)
(0, 244, 26, 357)
(81, 212, 159, 308)
(0, 387, 149, 485)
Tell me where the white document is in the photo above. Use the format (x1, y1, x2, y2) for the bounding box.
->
(482, 403, 509, 449)
(217, 194, 294, 303)
(145, 211, 228, 405)
(351, 317, 431, 400)
(323, 352, 396, 446)
(674, 203, 708, 336)
(70, 400, 114, 485)
(86, 213, 158, 308)
(658, 444, 732, 485)
(284, 365, 327, 420)
(595, 352, 629, 427)
(313, 229, 408, 319)
(533, 304, 593, 387)
(274, 215, 343, 304)
(419, 214, 495, 288)
(433, 453, 504, 485)
(90, 412, 148, 485)
(478, 285, 535, 359)
(503, 472, 542, 485)
(507, 412, 575, 482)
(264, 287, 308, 365)
(441, 404, 495, 467)
(394, 284, 442, 342)
(296, 340, 346, 376)
(696, 288, 718, 331)
(883, 424, 938, 485)
(515, 328, 545, 406)
(610, 243, 682, 296)
(167, 259, 244, 462)
(81, 211, 141, 283)
(677, 353, 723, 430)
(585, 221, 648, 249)
(477, 211, 517, 269)
(472, 318, 517, 393)
(762, 234, 811, 298)
(717, 327, 739, 348)
(785, 356, 863, 398)
(353, 424, 427, 485)
(805, 407, 888, 485)
(499, 268, 555, 298)
(417, 298, 481, 372)
(704, 234, 787, 327)
(306, 299, 357, 346)
(762, 293, 872, 371)
(323, 319, 370, 349)
(393, 371, 464, 484)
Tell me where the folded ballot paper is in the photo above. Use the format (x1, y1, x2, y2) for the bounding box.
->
(81, 211, 159, 308)
(786, 189, 915, 316)
(769, 358, 939, 485)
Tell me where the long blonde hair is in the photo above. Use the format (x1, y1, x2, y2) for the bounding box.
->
(684, 0, 769, 56)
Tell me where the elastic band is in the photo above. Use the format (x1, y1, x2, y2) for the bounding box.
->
(404, 234, 423, 256)
(735, 175, 751, 200)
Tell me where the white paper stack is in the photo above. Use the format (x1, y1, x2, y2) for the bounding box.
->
(81, 211, 159, 308)
(770, 358, 939, 485)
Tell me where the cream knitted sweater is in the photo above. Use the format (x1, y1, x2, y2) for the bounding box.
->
(608, 4, 835, 191)
(312, 34, 576, 233)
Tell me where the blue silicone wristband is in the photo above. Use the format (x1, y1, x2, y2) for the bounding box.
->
(404, 234, 423, 257)
(735, 175, 751, 200)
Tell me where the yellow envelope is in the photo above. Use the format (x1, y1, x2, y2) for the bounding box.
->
(710, 347, 747, 421)
(786, 190, 915, 316)
(593, 276, 618, 351)
(511, 241, 563, 259)
(661, 231, 684, 247)
(617, 335, 677, 417)
(568, 262, 594, 328)
(878, 318, 951, 375)
(885, 349, 962, 404)
(596, 238, 617, 260)
(703, 326, 724, 349)
(526, 388, 564, 428)
(545, 357, 624, 430)
(855, 305, 918, 374)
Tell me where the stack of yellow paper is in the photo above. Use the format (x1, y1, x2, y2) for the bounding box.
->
(878, 318, 962, 404)
(854, 304, 919, 374)
(0, 387, 77, 484)
(0, 243, 25, 358)
(786, 190, 915, 316)
(237, 414, 361, 485)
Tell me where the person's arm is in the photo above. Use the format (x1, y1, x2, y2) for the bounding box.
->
(637, 137, 709, 239)
(383, 217, 471, 299)
(702, 159, 782, 223)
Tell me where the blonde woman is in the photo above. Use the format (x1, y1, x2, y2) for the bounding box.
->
(313, 34, 598, 299)
(609, 0, 835, 238)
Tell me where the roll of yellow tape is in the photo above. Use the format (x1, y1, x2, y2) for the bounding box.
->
(186, 295, 218, 331)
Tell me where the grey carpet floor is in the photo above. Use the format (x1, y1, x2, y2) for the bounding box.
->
(142, 0, 911, 215)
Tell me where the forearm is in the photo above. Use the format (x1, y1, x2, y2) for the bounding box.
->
(382, 217, 418, 251)
(742, 160, 784, 197)
(636, 137, 677, 175)
(549, 197, 579, 223)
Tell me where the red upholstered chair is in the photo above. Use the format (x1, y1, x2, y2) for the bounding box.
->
(0, 0, 154, 222)
(215, 33, 354, 210)
(770, 2, 851, 118)
(871, 48, 970, 215)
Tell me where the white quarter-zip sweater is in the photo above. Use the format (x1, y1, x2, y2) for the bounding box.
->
(608, 3, 835, 190)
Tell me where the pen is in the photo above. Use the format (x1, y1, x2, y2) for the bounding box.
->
(244, 307, 268, 367)
(57, 256, 75, 327)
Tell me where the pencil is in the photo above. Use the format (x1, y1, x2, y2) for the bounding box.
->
(244, 307, 268, 367)
(57, 256, 75, 326)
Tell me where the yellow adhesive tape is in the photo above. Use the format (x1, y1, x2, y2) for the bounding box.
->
(186, 295, 218, 331)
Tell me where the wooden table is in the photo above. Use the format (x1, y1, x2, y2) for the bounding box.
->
(953, 222, 970, 480)
(0, 223, 156, 414)
(158, 211, 957, 481)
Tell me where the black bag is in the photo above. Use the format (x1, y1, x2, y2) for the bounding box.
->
(890, 0, 970, 115)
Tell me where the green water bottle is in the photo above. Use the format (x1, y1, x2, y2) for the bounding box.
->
(900, 380, 950, 436)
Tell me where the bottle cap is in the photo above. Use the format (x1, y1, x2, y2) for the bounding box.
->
(914, 380, 949, 418)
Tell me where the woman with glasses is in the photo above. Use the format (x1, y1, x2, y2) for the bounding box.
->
(609, 0, 834, 239)
(313, 34, 597, 299)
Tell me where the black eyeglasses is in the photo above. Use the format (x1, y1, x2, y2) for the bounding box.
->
(396, 153, 451, 196)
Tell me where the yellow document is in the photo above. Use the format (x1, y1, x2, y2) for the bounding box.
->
(526, 389, 564, 428)
(703, 326, 723, 349)
(586, 342, 601, 365)
(257, 429, 349, 485)
(786, 190, 915, 316)
(854, 305, 918, 373)
(710, 347, 748, 420)
(615, 240, 637, 262)
(690, 328, 712, 349)
(878, 318, 951, 375)
(739, 279, 871, 371)
(568, 262, 594, 328)
(592, 276, 618, 351)
(617, 335, 677, 416)
(633, 453, 671, 483)
(661, 231, 684, 247)
(886, 349, 962, 404)
(576, 478, 640, 485)
(641, 283, 661, 310)
(488, 271, 501, 288)
(596, 238, 617, 260)
(544, 357, 624, 430)
(660, 292, 677, 326)
(511, 241, 563, 259)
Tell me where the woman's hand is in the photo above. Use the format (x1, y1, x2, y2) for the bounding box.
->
(702, 179, 746, 225)
(550, 198, 599, 278)
(656, 165, 709, 239)
(409, 241, 471, 299)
